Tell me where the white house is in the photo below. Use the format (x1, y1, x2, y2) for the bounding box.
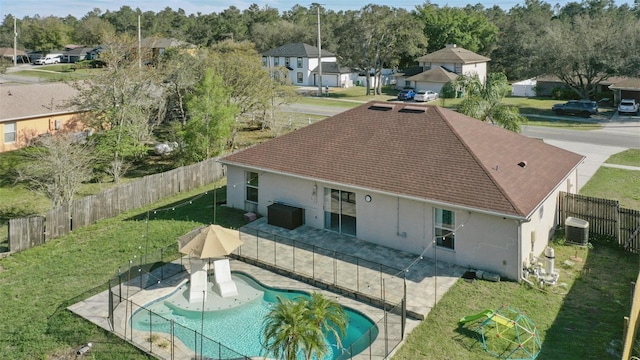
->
(395, 44, 490, 93)
(220, 102, 584, 282)
(262, 43, 353, 87)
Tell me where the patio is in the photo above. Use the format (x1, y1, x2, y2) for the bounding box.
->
(68, 218, 464, 359)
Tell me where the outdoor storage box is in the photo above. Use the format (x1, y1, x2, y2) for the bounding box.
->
(565, 217, 589, 245)
(268, 203, 304, 230)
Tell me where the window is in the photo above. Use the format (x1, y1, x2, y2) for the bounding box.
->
(274, 57, 280, 66)
(246, 171, 259, 203)
(435, 208, 455, 250)
(262, 56, 267, 67)
(3, 122, 16, 143)
(285, 57, 290, 67)
(297, 57, 303, 68)
(324, 188, 356, 236)
(404, 80, 411, 88)
(297, 72, 303, 83)
(454, 64, 462, 74)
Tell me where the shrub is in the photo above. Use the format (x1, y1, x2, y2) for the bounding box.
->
(551, 87, 579, 100)
(441, 81, 457, 99)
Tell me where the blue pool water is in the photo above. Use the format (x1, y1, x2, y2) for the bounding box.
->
(131, 273, 378, 359)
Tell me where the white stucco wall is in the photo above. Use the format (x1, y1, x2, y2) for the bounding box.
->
(461, 62, 487, 84)
(224, 164, 577, 281)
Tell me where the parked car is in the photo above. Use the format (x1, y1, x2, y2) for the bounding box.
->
(34, 54, 62, 65)
(414, 90, 439, 102)
(551, 100, 598, 117)
(397, 89, 416, 101)
(617, 99, 639, 115)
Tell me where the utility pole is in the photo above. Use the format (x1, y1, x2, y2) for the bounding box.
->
(13, 17, 17, 67)
(138, 15, 142, 69)
(313, 3, 323, 97)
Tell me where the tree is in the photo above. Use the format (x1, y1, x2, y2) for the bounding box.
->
(415, 4, 498, 54)
(306, 292, 348, 355)
(336, 6, 427, 95)
(20, 16, 70, 52)
(72, 14, 115, 46)
(537, 13, 637, 99)
(15, 133, 96, 207)
(208, 40, 295, 142)
(262, 293, 347, 360)
(457, 73, 527, 132)
(489, 0, 554, 80)
(179, 68, 237, 164)
(71, 33, 162, 182)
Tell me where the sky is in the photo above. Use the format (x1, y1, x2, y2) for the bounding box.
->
(2, 0, 633, 19)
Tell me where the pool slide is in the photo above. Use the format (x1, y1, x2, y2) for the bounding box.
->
(459, 309, 494, 324)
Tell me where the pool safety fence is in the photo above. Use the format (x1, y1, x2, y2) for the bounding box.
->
(106, 234, 407, 359)
(236, 228, 408, 311)
(108, 242, 187, 314)
(110, 294, 252, 360)
(108, 282, 404, 360)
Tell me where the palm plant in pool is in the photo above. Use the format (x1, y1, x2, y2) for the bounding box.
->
(262, 293, 348, 360)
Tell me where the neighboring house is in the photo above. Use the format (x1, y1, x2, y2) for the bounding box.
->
(609, 78, 640, 104)
(0, 47, 29, 63)
(140, 37, 194, 63)
(86, 45, 106, 60)
(395, 44, 490, 93)
(0, 83, 84, 152)
(309, 62, 356, 88)
(262, 43, 353, 87)
(220, 102, 584, 281)
(534, 75, 634, 102)
(511, 78, 537, 97)
(61, 47, 93, 63)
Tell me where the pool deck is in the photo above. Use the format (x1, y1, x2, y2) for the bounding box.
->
(68, 219, 465, 359)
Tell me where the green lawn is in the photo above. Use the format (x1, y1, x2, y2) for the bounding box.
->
(0, 181, 246, 360)
(393, 235, 636, 359)
(10, 65, 97, 81)
(580, 167, 640, 210)
(606, 149, 640, 167)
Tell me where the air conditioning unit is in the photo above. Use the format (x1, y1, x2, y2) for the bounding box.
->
(565, 217, 589, 245)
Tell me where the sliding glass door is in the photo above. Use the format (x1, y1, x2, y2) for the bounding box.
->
(324, 188, 356, 236)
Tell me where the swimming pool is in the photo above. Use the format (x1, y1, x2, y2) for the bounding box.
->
(131, 272, 378, 359)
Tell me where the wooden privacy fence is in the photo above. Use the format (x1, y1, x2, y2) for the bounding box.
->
(558, 192, 640, 252)
(622, 273, 640, 360)
(8, 157, 224, 253)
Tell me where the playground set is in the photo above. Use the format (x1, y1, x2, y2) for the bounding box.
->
(459, 305, 541, 359)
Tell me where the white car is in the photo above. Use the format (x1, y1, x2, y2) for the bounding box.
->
(34, 54, 62, 65)
(414, 90, 439, 102)
(618, 99, 638, 115)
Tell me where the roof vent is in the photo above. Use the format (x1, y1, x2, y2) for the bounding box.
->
(368, 103, 395, 112)
(518, 161, 527, 168)
(399, 106, 427, 114)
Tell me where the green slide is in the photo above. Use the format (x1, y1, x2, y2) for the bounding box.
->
(459, 309, 494, 324)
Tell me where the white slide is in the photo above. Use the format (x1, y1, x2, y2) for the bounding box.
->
(189, 259, 208, 304)
(213, 259, 238, 298)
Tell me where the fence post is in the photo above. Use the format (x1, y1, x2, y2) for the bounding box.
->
(171, 320, 174, 360)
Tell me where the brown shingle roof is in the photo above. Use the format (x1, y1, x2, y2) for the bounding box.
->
(0, 83, 79, 122)
(417, 45, 490, 64)
(221, 103, 583, 218)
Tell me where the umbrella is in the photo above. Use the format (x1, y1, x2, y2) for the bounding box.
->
(178, 224, 243, 259)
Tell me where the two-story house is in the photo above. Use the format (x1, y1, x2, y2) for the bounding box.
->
(262, 43, 354, 87)
(395, 44, 490, 93)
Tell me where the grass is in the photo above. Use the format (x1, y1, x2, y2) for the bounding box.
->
(392, 234, 637, 360)
(579, 167, 640, 210)
(606, 149, 640, 167)
(0, 180, 247, 360)
(10, 65, 96, 81)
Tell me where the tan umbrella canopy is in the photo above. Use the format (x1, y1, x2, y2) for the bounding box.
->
(178, 224, 243, 259)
